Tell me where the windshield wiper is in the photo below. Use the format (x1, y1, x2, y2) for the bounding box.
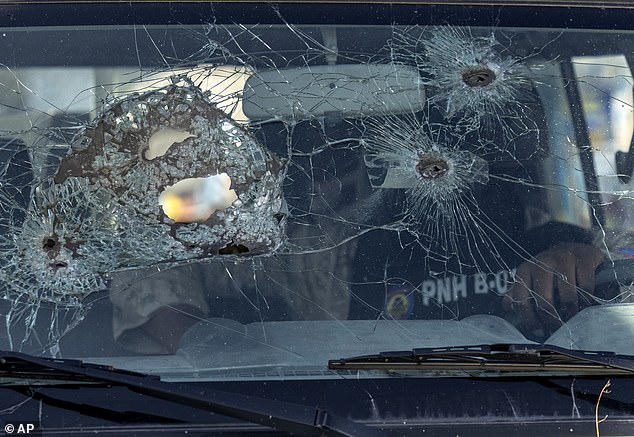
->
(328, 343, 634, 374)
(0, 351, 380, 437)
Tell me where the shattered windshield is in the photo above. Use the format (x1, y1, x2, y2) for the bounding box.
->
(1, 1, 634, 380)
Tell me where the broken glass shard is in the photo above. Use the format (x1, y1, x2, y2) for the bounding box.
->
(362, 115, 493, 269)
(393, 26, 535, 140)
(7, 77, 286, 309)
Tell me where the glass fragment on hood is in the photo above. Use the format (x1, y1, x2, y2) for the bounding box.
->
(5, 77, 286, 306)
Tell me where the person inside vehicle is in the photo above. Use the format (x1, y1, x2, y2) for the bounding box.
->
(108, 113, 607, 354)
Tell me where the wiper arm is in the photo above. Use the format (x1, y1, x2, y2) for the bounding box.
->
(328, 343, 634, 374)
(0, 351, 379, 437)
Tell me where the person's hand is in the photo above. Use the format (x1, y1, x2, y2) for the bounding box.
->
(503, 242, 604, 340)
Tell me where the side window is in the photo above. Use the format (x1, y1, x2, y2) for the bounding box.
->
(573, 55, 634, 255)
(531, 62, 592, 231)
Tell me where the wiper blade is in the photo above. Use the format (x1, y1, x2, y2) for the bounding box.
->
(0, 351, 379, 437)
(0, 353, 155, 385)
(328, 343, 634, 374)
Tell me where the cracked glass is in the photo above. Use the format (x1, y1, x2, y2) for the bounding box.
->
(0, 1, 633, 381)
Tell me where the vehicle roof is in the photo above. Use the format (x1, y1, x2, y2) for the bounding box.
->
(3, 0, 634, 7)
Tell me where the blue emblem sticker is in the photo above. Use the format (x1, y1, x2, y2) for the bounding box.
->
(385, 282, 415, 320)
